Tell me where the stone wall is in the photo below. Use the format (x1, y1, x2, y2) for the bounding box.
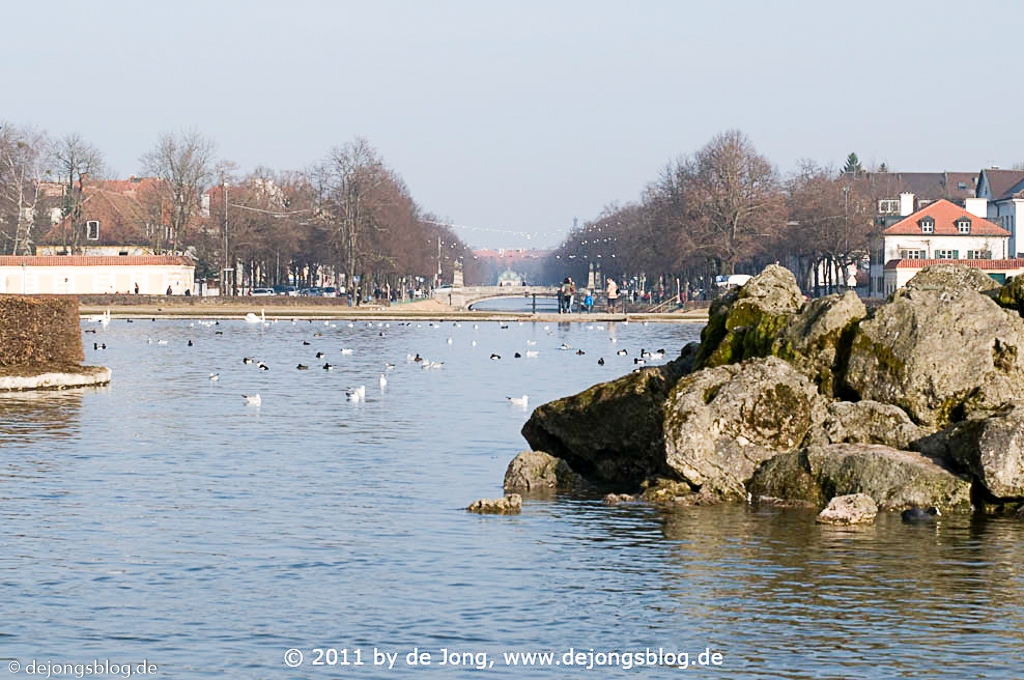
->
(0, 296, 84, 367)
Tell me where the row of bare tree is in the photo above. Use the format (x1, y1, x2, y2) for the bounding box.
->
(547, 130, 876, 297)
(0, 123, 474, 297)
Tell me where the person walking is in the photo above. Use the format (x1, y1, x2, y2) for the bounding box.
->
(606, 277, 618, 310)
(557, 278, 567, 314)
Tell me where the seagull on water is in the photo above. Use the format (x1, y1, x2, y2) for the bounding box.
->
(341, 348, 354, 355)
(526, 350, 539, 358)
(385, 363, 395, 370)
(243, 394, 261, 406)
(507, 395, 529, 406)
(379, 374, 387, 388)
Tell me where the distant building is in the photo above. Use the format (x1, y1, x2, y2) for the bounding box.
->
(873, 199, 1010, 295)
(976, 169, 1024, 256)
(496, 268, 524, 287)
(0, 255, 195, 295)
(36, 177, 173, 256)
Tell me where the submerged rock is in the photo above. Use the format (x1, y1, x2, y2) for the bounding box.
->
(602, 493, 636, 505)
(639, 478, 722, 507)
(816, 493, 878, 525)
(845, 268, 1024, 428)
(503, 450, 588, 494)
(663, 357, 827, 499)
(748, 443, 972, 511)
(466, 494, 523, 515)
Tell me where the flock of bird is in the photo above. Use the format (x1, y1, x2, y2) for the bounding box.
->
(86, 314, 673, 411)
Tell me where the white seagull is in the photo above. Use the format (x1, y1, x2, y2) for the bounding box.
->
(243, 393, 261, 406)
(379, 374, 387, 389)
(507, 395, 529, 407)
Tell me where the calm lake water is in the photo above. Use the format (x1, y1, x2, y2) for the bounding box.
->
(2, 318, 1023, 679)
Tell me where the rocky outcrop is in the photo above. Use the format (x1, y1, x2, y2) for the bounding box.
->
(914, 405, 1024, 499)
(816, 493, 878, 525)
(845, 267, 1024, 427)
(695, 265, 805, 370)
(521, 355, 691, 486)
(747, 443, 972, 511)
(903, 263, 1000, 295)
(466, 494, 522, 515)
(503, 451, 588, 494)
(774, 291, 866, 397)
(806, 400, 925, 450)
(663, 357, 828, 499)
(517, 262, 1024, 515)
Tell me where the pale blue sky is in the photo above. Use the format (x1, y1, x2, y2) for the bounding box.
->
(3, 0, 1022, 249)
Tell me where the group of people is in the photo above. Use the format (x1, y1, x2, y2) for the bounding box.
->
(556, 277, 622, 313)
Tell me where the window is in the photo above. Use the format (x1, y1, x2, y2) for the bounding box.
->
(86, 220, 100, 240)
(878, 199, 900, 214)
(967, 250, 991, 259)
(936, 250, 958, 259)
(958, 182, 967, 191)
(919, 218, 934, 233)
(900, 249, 925, 259)
(956, 219, 971, 234)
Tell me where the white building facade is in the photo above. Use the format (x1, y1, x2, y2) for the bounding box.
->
(870, 198, 1010, 295)
(977, 169, 1024, 257)
(0, 256, 195, 295)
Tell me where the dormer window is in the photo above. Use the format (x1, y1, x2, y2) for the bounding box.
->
(86, 220, 100, 240)
(919, 217, 935, 233)
(956, 218, 971, 234)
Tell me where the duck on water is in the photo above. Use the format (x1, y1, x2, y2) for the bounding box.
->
(901, 507, 941, 523)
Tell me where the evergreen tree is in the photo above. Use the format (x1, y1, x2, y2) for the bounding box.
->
(842, 152, 863, 175)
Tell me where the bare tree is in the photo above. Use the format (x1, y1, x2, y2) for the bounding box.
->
(49, 132, 104, 252)
(675, 130, 784, 275)
(141, 129, 216, 252)
(787, 161, 874, 294)
(0, 124, 47, 255)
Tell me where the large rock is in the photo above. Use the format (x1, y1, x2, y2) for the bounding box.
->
(914, 405, 1024, 499)
(521, 356, 690, 486)
(845, 267, 1024, 428)
(695, 265, 805, 369)
(774, 291, 866, 397)
(747, 443, 972, 511)
(663, 357, 828, 499)
(903, 263, 1000, 295)
(994, 275, 1024, 317)
(806, 400, 925, 450)
(816, 493, 878, 525)
(503, 451, 588, 494)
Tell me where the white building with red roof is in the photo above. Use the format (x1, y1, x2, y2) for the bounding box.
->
(0, 255, 194, 295)
(871, 198, 1016, 294)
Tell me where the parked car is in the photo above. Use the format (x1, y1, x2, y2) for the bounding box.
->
(321, 287, 338, 297)
(251, 288, 276, 296)
(273, 285, 298, 296)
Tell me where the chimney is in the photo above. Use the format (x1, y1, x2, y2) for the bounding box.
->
(964, 197, 988, 218)
(899, 192, 915, 216)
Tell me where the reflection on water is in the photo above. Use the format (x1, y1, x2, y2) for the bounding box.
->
(1, 319, 1022, 678)
(0, 387, 96, 444)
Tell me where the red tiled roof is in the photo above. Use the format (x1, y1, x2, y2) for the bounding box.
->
(884, 258, 1024, 270)
(881, 199, 1009, 236)
(0, 256, 193, 267)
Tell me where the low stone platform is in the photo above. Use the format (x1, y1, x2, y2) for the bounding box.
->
(0, 366, 111, 392)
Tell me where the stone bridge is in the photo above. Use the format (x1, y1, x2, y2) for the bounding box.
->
(433, 285, 559, 309)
